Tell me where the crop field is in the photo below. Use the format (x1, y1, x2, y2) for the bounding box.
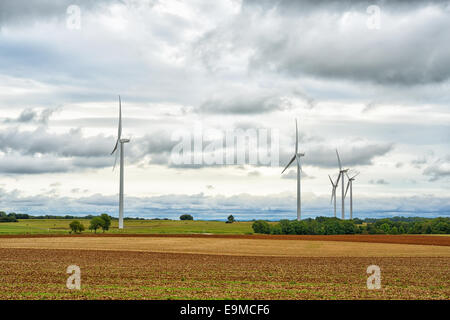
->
(0, 219, 257, 235)
(0, 235, 449, 300)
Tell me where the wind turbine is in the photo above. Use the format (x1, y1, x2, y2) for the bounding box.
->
(328, 174, 340, 218)
(336, 149, 348, 219)
(281, 119, 305, 221)
(111, 95, 130, 230)
(345, 171, 360, 220)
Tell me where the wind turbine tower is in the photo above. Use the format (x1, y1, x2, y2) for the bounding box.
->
(282, 119, 305, 221)
(111, 96, 130, 229)
(335, 149, 348, 219)
(345, 171, 360, 220)
(328, 174, 340, 218)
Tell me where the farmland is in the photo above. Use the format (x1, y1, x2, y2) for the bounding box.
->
(1, 235, 449, 257)
(0, 219, 257, 235)
(0, 234, 449, 299)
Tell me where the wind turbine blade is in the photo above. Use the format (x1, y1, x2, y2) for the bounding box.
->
(118, 95, 122, 140)
(345, 171, 350, 180)
(111, 95, 122, 155)
(345, 181, 350, 198)
(328, 174, 334, 186)
(330, 189, 334, 204)
(281, 155, 296, 174)
(335, 172, 341, 185)
(351, 172, 360, 179)
(336, 149, 342, 170)
(112, 143, 120, 171)
(295, 119, 298, 154)
(111, 139, 118, 155)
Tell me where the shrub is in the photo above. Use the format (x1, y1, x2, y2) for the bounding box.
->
(180, 214, 193, 221)
(252, 220, 271, 234)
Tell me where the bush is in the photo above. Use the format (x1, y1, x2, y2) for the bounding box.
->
(180, 214, 193, 221)
(69, 220, 85, 234)
(252, 220, 271, 234)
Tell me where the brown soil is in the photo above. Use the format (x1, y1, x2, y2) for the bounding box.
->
(1, 233, 449, 246)
(1, 236, 449, 257)
(0, 248, 448, 300)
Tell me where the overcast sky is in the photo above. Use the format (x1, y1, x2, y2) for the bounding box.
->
(0, 0, 449, 220)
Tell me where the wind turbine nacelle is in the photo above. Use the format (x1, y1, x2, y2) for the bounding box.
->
(120, 138, 130, 143)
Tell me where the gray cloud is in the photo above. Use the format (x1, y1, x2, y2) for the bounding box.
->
(395, 162, 403, 168)
(280, 143, 393, 169)
(369, 179, 389, 185)
(0, 127, 112, 157)
(0, 155, 70, 174)
(198, 93, 292, 114)
(196, 0, 450, 85)
(281, 169, 315, 180)
(0, 0, 117, 26)
(3, 108, 58, 125)
(243, 0, 450, 14)
(423, 157, 450, 181)
(411, 156, 428, 168)
(0, 187, 448, 220)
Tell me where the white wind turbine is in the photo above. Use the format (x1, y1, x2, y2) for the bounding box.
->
(281, 119, 305, 221)
(328, 174, 340, 218)
(345, 171, 360, 220)
(336, 149, 349, 219)
(111, 95, 130, 230)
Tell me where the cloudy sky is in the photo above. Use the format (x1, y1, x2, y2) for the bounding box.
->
(0, 0, 449, 220)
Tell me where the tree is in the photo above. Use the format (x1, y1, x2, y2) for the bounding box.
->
(252, 220, 271, 234)
(380, 223, 391, 234)
(89, 217, 103, 233)
(226, 215, 235, 224)
(180, 214, 193, 221)
(99, 214, 111, 232)
(390, 226, 399, 235)
(69, 220, 85, 234)
(0, 212, 17, 223)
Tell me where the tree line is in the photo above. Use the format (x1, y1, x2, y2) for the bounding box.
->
(252, 216, 450, 235)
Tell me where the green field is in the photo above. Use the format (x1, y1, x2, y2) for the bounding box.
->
(0, 219, 258, 235)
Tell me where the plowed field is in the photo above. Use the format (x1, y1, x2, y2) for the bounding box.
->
(0, 235, 448, 299)
(0, 248, 448, 299)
